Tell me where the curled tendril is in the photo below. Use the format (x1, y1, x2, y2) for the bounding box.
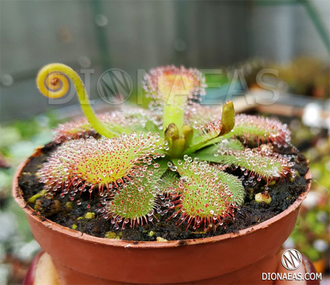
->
(36, 63, 119, 138)
(37, 68, 70, 99)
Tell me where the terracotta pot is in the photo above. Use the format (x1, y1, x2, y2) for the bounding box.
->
(13, 149, 311, 284)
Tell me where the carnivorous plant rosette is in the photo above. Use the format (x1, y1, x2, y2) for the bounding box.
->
(34, 63, 295, 231)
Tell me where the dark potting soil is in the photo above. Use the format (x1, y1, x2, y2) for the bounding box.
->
(18, 141, 309, 242)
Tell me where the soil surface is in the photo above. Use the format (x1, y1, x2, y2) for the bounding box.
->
(18, 141, 309, 241)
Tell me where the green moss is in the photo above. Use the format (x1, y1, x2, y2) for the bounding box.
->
(255, 193, 272, 204)
(84, 212, 95, 220)
(105, 232, 117, 239)
(65, 202, 73, 212)
(27, 190, 47, 204)
(148, 231, 155, 237)
(156, 237, 168, 242)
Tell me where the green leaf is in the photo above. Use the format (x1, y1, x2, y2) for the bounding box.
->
(158, 171, 178, 194)
(140, 120, 161, 134)
(195, 149, 287, 179)
(189, 139, 244, 161)
(153, 158, 170, 179)
(109, 177, 157, 221)
(105, 124, 138, 135)
(184, 101, 236, 154)
(107, 162, 168, 224)
(219, 101, 235, 136)
(220, 114, 290, 145)
(196, 140, 244, 155)
(217, 172, 245, 205)
(171, 159, 245, 222)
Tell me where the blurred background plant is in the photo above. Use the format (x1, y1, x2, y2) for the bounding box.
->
(0, 113, 63, 283)
(284, 123, 329, 274)
(0, 0, 329, 283)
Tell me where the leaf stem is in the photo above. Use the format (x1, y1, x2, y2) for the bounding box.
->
(37, 63, 119, 138)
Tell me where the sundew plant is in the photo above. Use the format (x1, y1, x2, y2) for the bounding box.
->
(36, 63, 294, 231)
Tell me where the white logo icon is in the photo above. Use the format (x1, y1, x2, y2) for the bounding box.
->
(97, 69, 132, 104)
(281, 249, 302, 270)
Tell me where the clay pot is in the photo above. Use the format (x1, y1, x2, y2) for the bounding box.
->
(13, 149, 311, 284)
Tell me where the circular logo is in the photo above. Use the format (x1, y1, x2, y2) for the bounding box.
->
(281, 249, 302, 271)
(97, 69, 132, 104)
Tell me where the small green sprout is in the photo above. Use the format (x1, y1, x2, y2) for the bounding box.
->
(255, 191, 272, 204)
(85, 212, 95, 220)
(105, 232, 117, 239)
(156, 237, 168, 242)
(27, 190, 47, 204)
(148, 231, 155, 237)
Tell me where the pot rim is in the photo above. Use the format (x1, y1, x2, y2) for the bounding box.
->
(13, 147, 311, 249)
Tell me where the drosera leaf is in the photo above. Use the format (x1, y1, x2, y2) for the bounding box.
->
(158, 170, 179, 194)
(184, 103, 222, 128)
(53, 109, 162, 143)
(220, 114, 291, 146)
(216, 171, 245, 206)
(170, 158, 245, 230)
(105, 167, 163, 229)
(194, 139, 244, 157)
(164, 123, 180, 155)
(37, 132, 165, 199)
(181, 125, 194, 149)
(184, 101, 235, 154)
(122, 108, 162, 134)
(219, 101, 235, 136)
(195, 148, 291, 180)
(188, 114, 292, 151)
(143, 120, 162, 134)
(164, 123, 194, 158)
(53, 120, 93, 143)
(152, 157, 171, 180)
(142, 66, 206, 132)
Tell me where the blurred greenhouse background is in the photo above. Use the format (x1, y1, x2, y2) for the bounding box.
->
(1, 0, 330, 121)
(0, 0, 329, 284)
